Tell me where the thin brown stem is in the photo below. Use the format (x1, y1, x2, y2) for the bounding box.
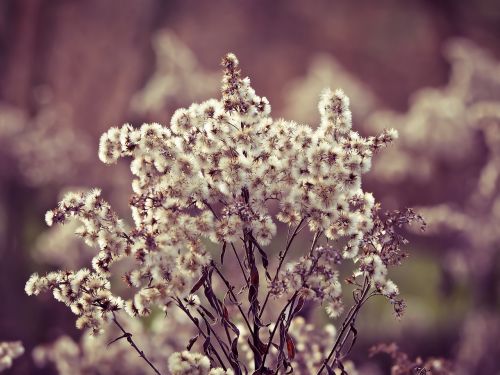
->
(230, 242, 249, 286)
(196, 308, 233, 368)
(259, 217, 306, 318)
(309, 230, 323, 255)
(111, 312, 163, 375)
(317, 278, 371, 374)
(212, 262, 254, 336)
(258, 291, 298, 372)
(174, 298, 227, 370)
(203, 200, 220, 220)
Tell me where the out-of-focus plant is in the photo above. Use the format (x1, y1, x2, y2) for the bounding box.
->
(365, 39, 500, 374)
(282, 54, 379, 125)
(367, 38, 500, 297)
(34, 219, 97, 269)
(25, 53, 437, 374)
(368, 39, 500, 184)
(454, 311, 500, 374)
(32, 312, 193, 375)
(369, 343, 454, 375)
(0, 341, 24, 372)
(0, 97, 91, 186)
(131, 30, 219, 123)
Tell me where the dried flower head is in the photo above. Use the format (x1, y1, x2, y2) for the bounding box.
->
(27, 52, 413, 374)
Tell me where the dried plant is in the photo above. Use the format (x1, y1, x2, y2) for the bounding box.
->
(26, 53, 425, 374)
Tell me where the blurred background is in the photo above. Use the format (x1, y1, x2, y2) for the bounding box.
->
(1, 0, 500, 373)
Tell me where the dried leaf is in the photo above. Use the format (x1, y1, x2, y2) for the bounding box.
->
(250, 235, 271, 279)
(291, 296, 305, 317)
(190, 271, 207, 294)
(285, 333, 295, 360)
(187, 334, 199, 350)
(221, 241, 227, 264)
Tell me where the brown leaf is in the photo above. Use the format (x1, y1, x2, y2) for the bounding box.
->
(285, 333, 295, 360)
(190, 271, 207, 294)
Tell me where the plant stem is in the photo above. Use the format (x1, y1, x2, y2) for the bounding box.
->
(230, 242, 249, 286)
(259, 218, 306, 318)
(175, 298, 227, 370)
(197, 308, 233, 368)
(258, 291, 298, 372)
(111, 312, 163, 375)
(212, 262, 254, 336)
(317, 278, 371, 374)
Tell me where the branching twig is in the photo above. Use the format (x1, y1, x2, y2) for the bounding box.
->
(317, 278, 371, 374)
(260, 218, 306, 317)
(174, 298, 228, 370)
(212, 262, 254, 336)
(258, 291, 298, 372)
(111, 311, 163, 375)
